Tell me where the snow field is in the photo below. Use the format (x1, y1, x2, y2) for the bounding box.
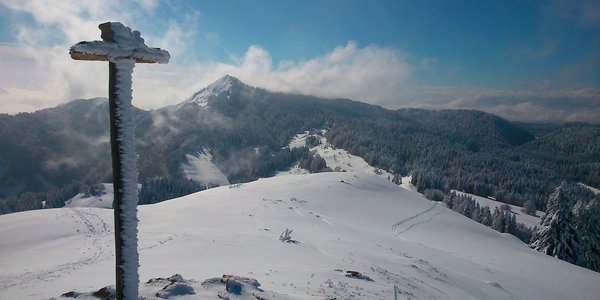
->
(65, 183, 115, 209)
(65, 183, 143, 209)
(279, 131, 394, 181)
(453, 190, 545, 229)
(181, 146, 230, 187)
(1, 172, 598, 299)
(180, 75, 233, 107)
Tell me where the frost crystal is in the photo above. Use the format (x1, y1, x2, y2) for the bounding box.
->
(114, 59, 140, 299)
(70, 22, 170, 64)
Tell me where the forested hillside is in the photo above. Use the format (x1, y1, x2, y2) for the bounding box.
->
(0, 76, 598, 215)
(326, 110, 598, 211)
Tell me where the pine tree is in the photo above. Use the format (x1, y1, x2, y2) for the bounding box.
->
(392, 174, 402, 185)
(573, 197, 600, 272)
(443, 193, 455, 209)
(505, 213, 517, 235)
(522, 199, 537, 215)
(481, 207, 493, 227)
(530, 183, 586, 267)
(492, 207, 504, 232)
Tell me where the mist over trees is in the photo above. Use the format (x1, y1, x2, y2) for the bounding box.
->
(0, 77, 598, 225)
(0, 182, 82, 214)
(1, 76, 599, 273)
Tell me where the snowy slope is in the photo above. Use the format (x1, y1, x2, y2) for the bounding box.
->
(64, 183, 115, 209)
(1, 173, 599, 299)
(278, 131, 394, 181)
(179, 75, 234, 107)
(64, 184, 142, 209)
(579, 182, 600, 195)
(400, 175, 419, 193)
(454, 190, 545, 228)
(181, 147, 230, 187)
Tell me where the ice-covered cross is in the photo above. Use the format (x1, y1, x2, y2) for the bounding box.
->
(70, 22, 169, 300)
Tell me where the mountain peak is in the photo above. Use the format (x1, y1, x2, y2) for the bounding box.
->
(181, 75, 242, 107)
(211, 75, 242, 89)
(219, 74, 241, 84)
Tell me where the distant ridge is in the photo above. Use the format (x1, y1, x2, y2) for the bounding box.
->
(0, 75, 597, 228)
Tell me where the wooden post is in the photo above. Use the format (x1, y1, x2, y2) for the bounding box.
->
(70, 22, 169, 300)
(108, 59, 126, 300)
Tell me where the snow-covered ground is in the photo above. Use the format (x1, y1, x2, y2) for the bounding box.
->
(453, 191, 545, 229)
(181, 146, 230, 187)
(65, 183, 144, 209)
(579, 182, 600, 195)
(1, 172, 598, 299)
(278, 131, 394, 181)
(64, 183, 115, 209)
(400, 175, 418, 193)
(179, 75, 233, 108)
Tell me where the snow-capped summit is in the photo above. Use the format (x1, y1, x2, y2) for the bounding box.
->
(180, 75, 241, 107)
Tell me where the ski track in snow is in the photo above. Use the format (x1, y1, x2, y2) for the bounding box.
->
(372, 264, 446, 299)
(392, 202, 445, 236)
(139, 233, 180, 251)
(0, 208, 111, 291)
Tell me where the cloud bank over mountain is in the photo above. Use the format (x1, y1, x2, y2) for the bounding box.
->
(0, 0, 598, 123)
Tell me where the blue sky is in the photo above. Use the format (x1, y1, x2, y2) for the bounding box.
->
(0, 0, 598, 122)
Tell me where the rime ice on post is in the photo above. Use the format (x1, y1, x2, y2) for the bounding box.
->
(70, 22, 169, 300)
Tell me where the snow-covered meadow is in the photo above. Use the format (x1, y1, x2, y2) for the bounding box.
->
(277, 131, 394, 181)
(1, 172, 598, 299)
(181, 147, 230, 187)
(64, 183, 116, 209)
(453, 191, 545, 229)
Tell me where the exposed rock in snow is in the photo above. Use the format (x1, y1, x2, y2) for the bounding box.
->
(56, 274, 288, 299)
(148, 274, 196, 298)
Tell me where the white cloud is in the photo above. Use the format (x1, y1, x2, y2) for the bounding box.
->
(0, 0, 597, 123)
(129, 41, 413, 110)
(0, 42, 106, 113)
(418, 57, 438, 70)
(0, 0, 192, 113)
(137, 0, 159, 11)
(1, 0, 130, 45)
(244, 42, 412, 105)
(397, 85, 600, 123)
